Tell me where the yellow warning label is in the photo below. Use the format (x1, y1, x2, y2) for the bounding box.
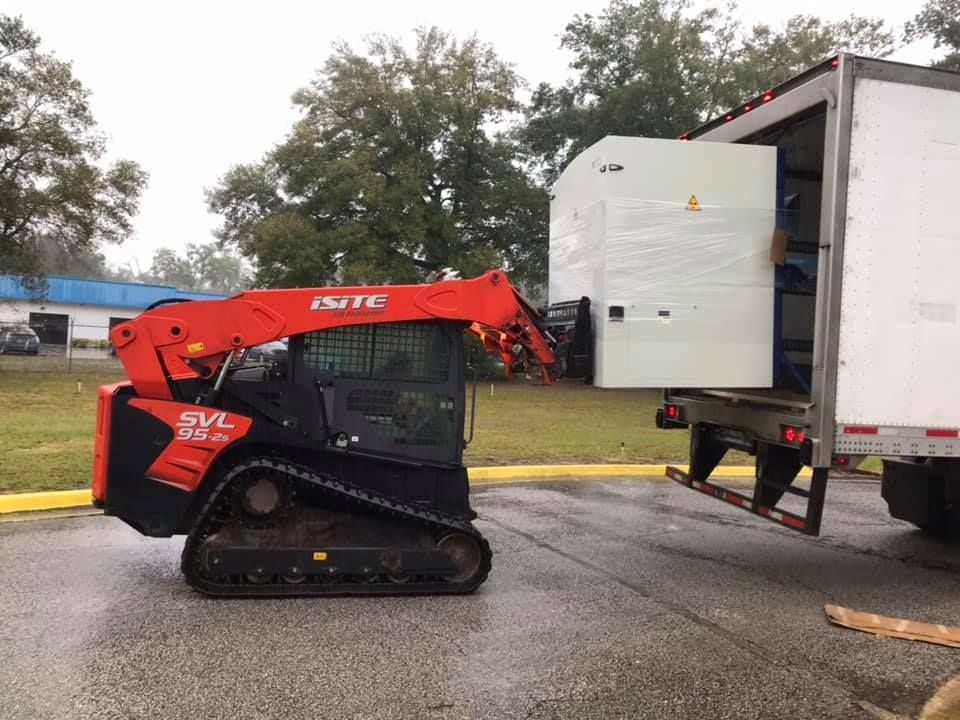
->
(312, 551, 328, 561)
(686, 195, 701, 211)
(186, 341, 205, 353)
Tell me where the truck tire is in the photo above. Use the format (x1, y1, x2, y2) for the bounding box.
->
(882, 458, 960, 537)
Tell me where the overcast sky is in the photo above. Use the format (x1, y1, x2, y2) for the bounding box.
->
(15, 0, 937, 272)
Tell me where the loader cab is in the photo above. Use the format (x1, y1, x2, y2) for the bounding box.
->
(285, 320, 468, 466)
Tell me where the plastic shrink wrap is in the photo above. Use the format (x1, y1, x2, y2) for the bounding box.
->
(548, 136, 777, 388)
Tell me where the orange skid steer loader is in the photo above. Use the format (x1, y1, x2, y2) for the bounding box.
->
(92, 271, 555, 596)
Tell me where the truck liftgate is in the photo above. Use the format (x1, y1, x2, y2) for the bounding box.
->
(658, 409, 830, 536)
(664, 466, 829, 536)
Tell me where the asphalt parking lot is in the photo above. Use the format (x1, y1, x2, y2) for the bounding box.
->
(2, 476, 958, 720)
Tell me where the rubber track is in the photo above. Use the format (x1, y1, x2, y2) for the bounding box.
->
(181, 457, 492, 596)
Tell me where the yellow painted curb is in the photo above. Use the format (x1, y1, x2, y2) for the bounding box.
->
(0, 465, 813, 514)
(0, 489, 91, 515)
(468, 464, 813, 484)
(469, 464, 678, 481)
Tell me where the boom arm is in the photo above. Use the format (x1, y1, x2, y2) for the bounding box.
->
(111, 270, 556, 400)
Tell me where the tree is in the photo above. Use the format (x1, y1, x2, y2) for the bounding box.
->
(186, 242, 248, 294)
(522, 0, 723, 185)
(148, 242, 248, 294)
(35, 233, 111, 278)
(208, 28, 547, 289)
(522, 1, 895, 184)
(905, 0, 960, 71)
(149, 247, 195, 290)
(0, 15, 147, 291)
(725, 15, 895, 106)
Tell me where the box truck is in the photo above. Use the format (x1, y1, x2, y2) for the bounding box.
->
(548, 54, 960, 536)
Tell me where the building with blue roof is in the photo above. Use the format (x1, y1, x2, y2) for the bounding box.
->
(0, 275, 226, 346)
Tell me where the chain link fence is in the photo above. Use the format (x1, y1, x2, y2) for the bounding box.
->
(0, 320, 123, 374)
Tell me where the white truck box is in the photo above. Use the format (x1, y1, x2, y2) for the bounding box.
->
(549, 136, 777, 388)
(834, 77, 960, 432)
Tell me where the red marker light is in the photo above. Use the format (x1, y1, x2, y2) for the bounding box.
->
(831, 58, 839, 68)
(833, 455, 850, 466)
(743, 104, 752, 112)
(724, 113, 734, 122)
(762, 91, 774, 103)
(781, 425, 806, 445)
(665, 404, 680, 419)
(679, 134, 689, 141)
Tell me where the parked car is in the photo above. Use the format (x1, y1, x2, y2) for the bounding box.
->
(244, 339, 288, 363)
(0, 325, 40, 355)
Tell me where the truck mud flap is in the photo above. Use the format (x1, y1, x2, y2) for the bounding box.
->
(881, 459, 959, 535)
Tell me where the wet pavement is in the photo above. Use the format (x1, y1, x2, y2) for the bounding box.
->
(1, 476, 958, 719)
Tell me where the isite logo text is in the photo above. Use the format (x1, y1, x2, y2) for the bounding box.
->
(310, 294, 389, 312)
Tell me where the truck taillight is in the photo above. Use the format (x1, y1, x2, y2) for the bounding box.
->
(781, 425, 805, 445)
(665, 404, 681, 420)
(833, 454, 850, 467)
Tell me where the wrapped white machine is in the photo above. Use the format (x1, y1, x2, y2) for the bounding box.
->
(549, 135, 777, 388)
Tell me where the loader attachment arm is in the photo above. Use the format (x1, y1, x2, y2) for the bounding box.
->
(111, 270, 556, 400)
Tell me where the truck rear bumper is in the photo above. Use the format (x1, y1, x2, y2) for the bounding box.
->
(662, 390, 810, 443)
(836, 425, 960, 458)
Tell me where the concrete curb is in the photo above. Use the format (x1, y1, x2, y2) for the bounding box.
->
(0, 464, 810, 515)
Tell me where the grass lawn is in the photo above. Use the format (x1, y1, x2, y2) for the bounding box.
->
(0, 358, 124, 493)
(464, 381, 696, 466)
(0, 355, 738, 493)
(3, 356, 874, 493)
